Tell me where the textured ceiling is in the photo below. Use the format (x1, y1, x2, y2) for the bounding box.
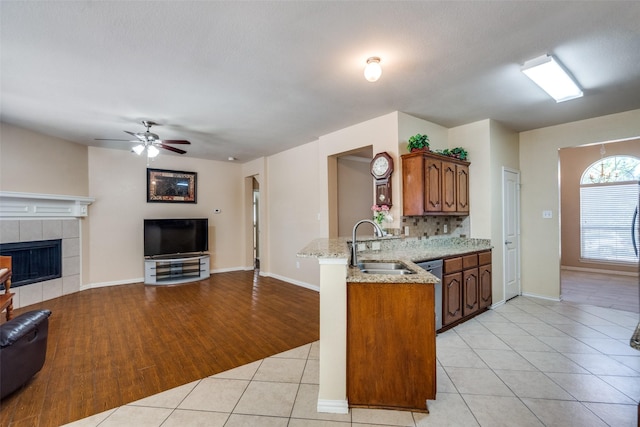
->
(2, 1, 640, 162)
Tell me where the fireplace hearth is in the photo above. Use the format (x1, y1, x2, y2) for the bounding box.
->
(0, 239, 62, 288)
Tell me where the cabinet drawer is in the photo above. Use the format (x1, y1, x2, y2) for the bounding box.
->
(478, 251, 492, 266)
(444, 257, 462, 274)
(462, 254, 478, 269)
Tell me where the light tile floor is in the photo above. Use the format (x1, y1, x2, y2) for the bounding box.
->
(64, 296, 640, 427)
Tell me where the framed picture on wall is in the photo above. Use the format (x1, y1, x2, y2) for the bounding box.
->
(147, 168, 197, 203)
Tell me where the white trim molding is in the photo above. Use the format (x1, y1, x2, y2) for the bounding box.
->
(0, 191, 95, 218)
(317, 399, 349, 414)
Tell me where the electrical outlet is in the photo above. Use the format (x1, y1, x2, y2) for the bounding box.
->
(296, 261, 300, 269)
(542, 210, 553, 219)
(443, 224, 448, 233)
(371, 241, 381, 250)
(404, 226, 410, 236)
(358, 243, 366, 251)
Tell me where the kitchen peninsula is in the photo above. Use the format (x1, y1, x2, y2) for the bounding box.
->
(298, 235, 492, 414)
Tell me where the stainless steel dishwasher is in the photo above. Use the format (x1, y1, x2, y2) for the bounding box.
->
(416, 259, 443, 330)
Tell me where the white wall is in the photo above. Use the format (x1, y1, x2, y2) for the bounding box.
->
(448, 119, 519, 304)
(489, 121, 520, 303)
(519, 109, 640, 299)
(397, 112, 450, 154)
(87, 147, 244, 286)
(319, 112, 401, 233)
(265, 141, 321, 288)
(449, 120, 492, 238)
(0, 122, 89, 196)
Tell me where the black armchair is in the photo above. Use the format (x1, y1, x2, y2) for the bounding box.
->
(0, 309, 52, 400)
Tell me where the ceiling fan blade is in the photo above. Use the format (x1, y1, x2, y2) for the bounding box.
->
(94, 138, 138, 142)
(124, 130, 146, 141)
(159, 144, 187, 154)
(161, 139, 191, 145)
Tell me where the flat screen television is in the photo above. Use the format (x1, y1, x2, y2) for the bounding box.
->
(144, 218, 208, 257)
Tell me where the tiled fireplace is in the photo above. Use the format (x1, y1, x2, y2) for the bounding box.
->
(0, 218, 81, 308)
(0, 191, 93, 310)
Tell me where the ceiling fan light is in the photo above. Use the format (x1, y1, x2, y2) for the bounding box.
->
(132, 144, 145, 155)
(521, 54, 583, 102)
(147, 145, 160, 158)
(364, 57, 382, 82)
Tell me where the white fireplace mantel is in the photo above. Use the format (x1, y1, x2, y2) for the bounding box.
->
(0, 191, 95, 218)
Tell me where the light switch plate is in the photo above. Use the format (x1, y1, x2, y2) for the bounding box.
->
(542, 210, 553, 219)
(371, 241, 381, 250)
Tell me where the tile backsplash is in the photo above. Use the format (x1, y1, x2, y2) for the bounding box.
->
(401, 215, 470, 238)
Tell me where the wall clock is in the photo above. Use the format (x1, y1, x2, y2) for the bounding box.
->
(370, 152, 394, 206)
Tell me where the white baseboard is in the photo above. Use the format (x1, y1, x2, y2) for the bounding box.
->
(80, 268, 320, 293)
(490, 299, 505, 309)
(83, 277, 143, 291)
(521, 292, 561, 302)
(317, 399, 349, 414)
(210, 266, 248, 273)
(561, 265, 638, 277)
(263, 272, 320, 292)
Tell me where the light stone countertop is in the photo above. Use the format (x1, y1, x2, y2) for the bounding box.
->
(298, 236, 492, 284)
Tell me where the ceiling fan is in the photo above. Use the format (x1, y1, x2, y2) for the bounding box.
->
(95, 120, 191, 157)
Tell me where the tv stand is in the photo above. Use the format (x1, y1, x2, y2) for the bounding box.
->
(144, 254, 210, 285)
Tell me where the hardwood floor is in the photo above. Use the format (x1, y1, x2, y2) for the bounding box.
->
(561, 269, 639, 313)
(0, 270, 320, 427)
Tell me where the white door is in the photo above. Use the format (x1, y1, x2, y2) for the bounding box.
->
(503, 168, 521, 301)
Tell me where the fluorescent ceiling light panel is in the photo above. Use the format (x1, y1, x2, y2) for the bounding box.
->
(521, 54, 583, 102)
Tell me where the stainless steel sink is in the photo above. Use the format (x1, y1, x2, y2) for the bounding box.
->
(357, 261, 416, 275)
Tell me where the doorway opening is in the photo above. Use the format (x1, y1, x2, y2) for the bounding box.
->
(559, 138, 640, 313)
(253, 177, 260, 270)
(332, 147, 373, 237)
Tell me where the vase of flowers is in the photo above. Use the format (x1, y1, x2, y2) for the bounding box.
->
(371, 204, 391, 226)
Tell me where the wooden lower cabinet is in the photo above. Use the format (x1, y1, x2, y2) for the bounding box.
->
(441, 250, 492, 331)
(463, 268, 479, 316)
(347, 282, 436, 412)
(443, 272, 463, 325)
(479, 263, 492, 309)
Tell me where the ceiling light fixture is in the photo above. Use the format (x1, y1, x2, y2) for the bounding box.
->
(521, 54, 583, 102)
(147, 145, 160, 158)
(132, 143, 159, 158)
(364, 57, 382, 82)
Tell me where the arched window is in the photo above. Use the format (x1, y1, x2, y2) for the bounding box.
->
(579, 155, 640, 263)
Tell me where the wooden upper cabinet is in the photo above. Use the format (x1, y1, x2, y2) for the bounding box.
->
(424, 157, 442, 212)
(456, 163, 470, 213)
(402, 151, 470, 216)
(402, 154, 426, 216)
(442, 161, 457, 212)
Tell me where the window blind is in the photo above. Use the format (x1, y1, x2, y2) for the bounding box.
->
(580, 182, 639, 263)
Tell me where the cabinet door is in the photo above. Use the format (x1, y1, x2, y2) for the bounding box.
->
(442, 161, 457, 212)
(402, 154, 426, 216)
(463, 268, 479, 316)
(443, 272, 463, 325)
(424, 157, 442, 212)
(479, 264, 492, 309)
(456, 164, 470, 213)
(347, 283, 436, 409)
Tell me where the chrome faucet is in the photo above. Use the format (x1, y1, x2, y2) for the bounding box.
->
(351, 219, 384, 266)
